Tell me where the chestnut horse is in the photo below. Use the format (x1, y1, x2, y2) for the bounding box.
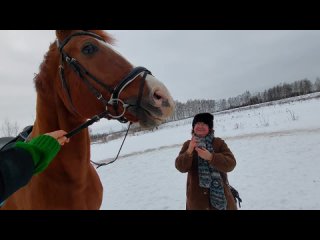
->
(2, 30, 174, 209)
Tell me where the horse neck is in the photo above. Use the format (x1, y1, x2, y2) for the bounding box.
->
(33, 93, 91, 178)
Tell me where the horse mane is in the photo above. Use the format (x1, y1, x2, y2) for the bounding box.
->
(33, 30, 115, 95)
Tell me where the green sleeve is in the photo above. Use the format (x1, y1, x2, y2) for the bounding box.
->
(15, 135, 61, 175)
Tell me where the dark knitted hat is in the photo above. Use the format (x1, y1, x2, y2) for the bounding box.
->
(192, 113, 214, 129)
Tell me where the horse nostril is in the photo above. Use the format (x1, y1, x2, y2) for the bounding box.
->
(153, 90, 163, 101)
(152, 89, 171, 108)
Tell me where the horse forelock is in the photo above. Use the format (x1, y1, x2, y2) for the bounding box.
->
(89, 30, 115, 45)
(56, 30, 115, 45)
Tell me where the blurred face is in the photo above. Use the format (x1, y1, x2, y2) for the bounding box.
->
(193, 122, 209, 137)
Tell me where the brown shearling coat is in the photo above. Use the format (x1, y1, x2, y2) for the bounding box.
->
(175, 137, 237, 210)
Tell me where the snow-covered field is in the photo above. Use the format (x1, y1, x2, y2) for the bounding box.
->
(90, 93, 320, 209)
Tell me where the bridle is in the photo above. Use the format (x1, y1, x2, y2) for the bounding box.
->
(57, 31, 151, 139)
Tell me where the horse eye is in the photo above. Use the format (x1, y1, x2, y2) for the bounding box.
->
(82, 43, 98, 55)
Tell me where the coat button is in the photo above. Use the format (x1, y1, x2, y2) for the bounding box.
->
(203, 191, 207, 195)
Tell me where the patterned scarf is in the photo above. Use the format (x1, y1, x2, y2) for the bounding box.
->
(196, 131, 227, 210)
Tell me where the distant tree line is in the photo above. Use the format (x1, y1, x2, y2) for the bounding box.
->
(167, 77, 320, 121)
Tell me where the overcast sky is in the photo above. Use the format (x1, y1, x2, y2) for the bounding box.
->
(1, 30, 320, 129)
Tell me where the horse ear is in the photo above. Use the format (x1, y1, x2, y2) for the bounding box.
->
(56, 30, 74, 42)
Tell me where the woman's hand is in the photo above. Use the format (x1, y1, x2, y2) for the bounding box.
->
(45, 130, 70, 146)
(195, 147, 213, 162)
(186, 135, 197, 155)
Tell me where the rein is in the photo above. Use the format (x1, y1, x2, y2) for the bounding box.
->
(90, 122, 132, 169)
(64, 113, 132, 168)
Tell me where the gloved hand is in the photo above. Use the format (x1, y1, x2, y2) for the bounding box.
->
(15, 130, 69, 174)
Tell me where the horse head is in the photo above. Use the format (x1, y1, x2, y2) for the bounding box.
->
(55, 30, 174, 128)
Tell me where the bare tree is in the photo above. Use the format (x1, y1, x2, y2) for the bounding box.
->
(1, 119, 19, 137)
(314, 77, 320, 92)
(300, 79, 312, 94)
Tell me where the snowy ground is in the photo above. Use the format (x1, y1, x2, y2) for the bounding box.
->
(90, 93, 320, 209)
